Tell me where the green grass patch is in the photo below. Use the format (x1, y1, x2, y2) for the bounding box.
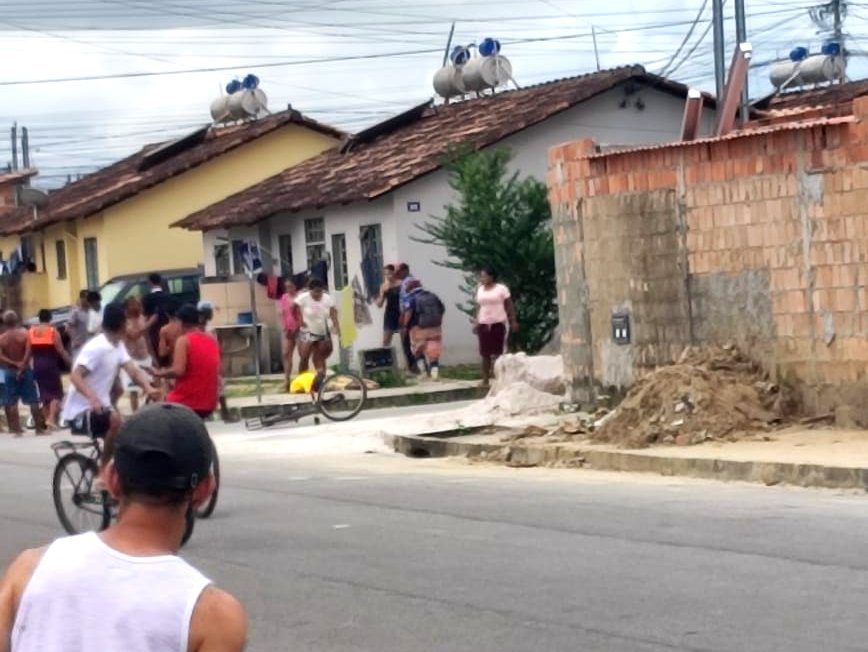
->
(437, 364, 482, 381)
(368, 369, 407, 388)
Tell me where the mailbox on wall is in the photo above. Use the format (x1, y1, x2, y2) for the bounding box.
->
(612, 312, 631, 345)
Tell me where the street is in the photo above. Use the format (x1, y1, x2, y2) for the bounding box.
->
(1, 405, 868, 651)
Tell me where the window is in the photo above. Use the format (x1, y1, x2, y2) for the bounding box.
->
(231, 240, 245, 275)
(278, 234, 294, 274)
(214, 243, 231, 277)
(359, 224, 384, 295)
(83, 237, 99, 289)
(55, 240, 67, 280)
(332, 234, 348, 290)
(304, 217, 326, 269)
(20, 235, 33, 265)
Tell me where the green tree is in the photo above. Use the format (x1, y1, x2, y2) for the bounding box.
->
(416, 147, 558, 354)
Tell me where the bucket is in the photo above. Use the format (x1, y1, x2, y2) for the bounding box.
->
(237, 311, 253, 325)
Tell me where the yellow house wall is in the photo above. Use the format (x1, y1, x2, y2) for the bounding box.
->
(15, 123, 336, 313)
(103, 124, 336, 279)
(37, 223, 79, 310)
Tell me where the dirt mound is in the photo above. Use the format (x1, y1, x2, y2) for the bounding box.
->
(593, 346, 797, 448)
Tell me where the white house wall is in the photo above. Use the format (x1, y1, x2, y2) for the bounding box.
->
(199, 82, 715, 369)
(393, 84, 715, 364)
(263, 196, 401, 368)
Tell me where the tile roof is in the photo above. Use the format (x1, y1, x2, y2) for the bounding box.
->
(0, 110, 343, 237)
(176, 65, 705, 230)
(0, 169, 37, 186)
(753, 78, 868, 111)
(582, 115, 857, 159)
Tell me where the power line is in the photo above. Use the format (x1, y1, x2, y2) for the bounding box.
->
(659, 0, 709, 77)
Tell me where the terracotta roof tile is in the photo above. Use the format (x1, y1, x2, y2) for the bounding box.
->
(583, 115, 857, 159)
(176, 65, 704, 230)
(0, 111, 343, 236)
(753, 78, 868, 111)
(0, 169, 37, 186)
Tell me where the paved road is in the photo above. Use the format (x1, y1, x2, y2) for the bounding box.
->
(1, 408, 868, 651)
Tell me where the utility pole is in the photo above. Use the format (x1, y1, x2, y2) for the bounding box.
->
(833, 0, 843, 42)
(712, 0, 726, 101)
(735, 0, 749, 123)
(592, 26, 601, 71)
(21, 127, 30, 169)
(10, 123, 18, 171)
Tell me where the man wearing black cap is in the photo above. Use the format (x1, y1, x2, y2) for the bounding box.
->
(0, 403, 247, 651)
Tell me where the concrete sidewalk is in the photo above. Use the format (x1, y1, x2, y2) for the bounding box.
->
(392, 424, 868, 490)
(230, 379, 486, 418)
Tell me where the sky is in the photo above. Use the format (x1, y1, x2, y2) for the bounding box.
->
(1, 0, 866, 188)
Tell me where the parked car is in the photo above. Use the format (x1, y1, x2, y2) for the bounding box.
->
(25, 268, 202, 328)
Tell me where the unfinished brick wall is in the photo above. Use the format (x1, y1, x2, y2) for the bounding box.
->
(549, 99, 868, 424)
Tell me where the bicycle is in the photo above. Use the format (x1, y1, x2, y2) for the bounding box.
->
(51, 435, 196, 545)
(244, 370, 368, 429)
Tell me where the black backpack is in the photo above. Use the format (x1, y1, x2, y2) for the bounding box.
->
(415, 290, 445, 328)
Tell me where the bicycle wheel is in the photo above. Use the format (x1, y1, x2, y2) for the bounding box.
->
(196, 440, 219, 519)
(317, 372, 367, 422)
(52, 453, 111, 535)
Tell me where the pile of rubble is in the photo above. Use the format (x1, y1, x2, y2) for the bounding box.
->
(592, 345, 797, 449)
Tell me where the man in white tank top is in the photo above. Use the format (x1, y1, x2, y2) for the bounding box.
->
(0, 403, 247, 652)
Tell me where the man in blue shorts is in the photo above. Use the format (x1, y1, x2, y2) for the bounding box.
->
(0, 311, 44, 435)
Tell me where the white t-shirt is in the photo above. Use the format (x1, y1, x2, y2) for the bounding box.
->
(295, 291, 334, 336)
(86, 308, 102, 336)
(476, 283, 511, 325)
(62, 334, 131, 420)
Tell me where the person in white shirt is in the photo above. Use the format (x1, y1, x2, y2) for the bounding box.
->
(294, 279, 340, 374)
(0, 403, 247, 652)
(61, 303, 158, 465)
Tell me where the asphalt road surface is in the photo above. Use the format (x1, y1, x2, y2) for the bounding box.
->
(1, 406, 867, 651)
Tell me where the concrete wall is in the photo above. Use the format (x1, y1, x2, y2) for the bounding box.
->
(549, 100, 868, 424)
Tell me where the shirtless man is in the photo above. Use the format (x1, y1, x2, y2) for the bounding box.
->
(122, 297, 151, 413)
(0, 312, 45, 436)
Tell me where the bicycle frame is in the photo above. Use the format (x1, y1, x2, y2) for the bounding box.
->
(51, 439, 101, 463)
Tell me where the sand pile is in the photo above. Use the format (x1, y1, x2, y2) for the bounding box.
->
(593, 346, 796, 448)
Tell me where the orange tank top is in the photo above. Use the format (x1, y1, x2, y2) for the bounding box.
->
(28, 326, 56, 347)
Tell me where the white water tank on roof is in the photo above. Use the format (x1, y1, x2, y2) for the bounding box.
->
(433, 65, 467, 98)
(462, 55, 512, 92)
(769, 54, 844, 88)
(227, 88, 268, 120)
(210, 96, 230, 122)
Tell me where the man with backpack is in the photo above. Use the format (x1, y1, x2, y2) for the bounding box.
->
(402, 280, 445, 381)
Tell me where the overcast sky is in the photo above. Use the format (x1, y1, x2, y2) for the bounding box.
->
(1, 0, 866, 188)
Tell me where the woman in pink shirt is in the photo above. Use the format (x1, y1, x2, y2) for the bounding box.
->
(474, 266, 518, 387)
(279, 278, 302, 390)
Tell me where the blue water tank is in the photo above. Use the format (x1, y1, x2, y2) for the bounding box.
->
(226, 79, 243, 94)
(789, 46, 809, 62)
(479, 37, 501, 57)
(242, 73, 260, 90)
(450, 45, 470, 65)
(822, 41, 841, 56)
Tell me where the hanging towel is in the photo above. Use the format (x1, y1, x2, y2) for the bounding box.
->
(338, 286, 357, 349)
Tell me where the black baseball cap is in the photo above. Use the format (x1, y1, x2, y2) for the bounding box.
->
(114, 403, 213, 492)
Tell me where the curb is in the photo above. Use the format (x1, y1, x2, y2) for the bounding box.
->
(238, 385, 487, 419)
(392, 434, 868, 490)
